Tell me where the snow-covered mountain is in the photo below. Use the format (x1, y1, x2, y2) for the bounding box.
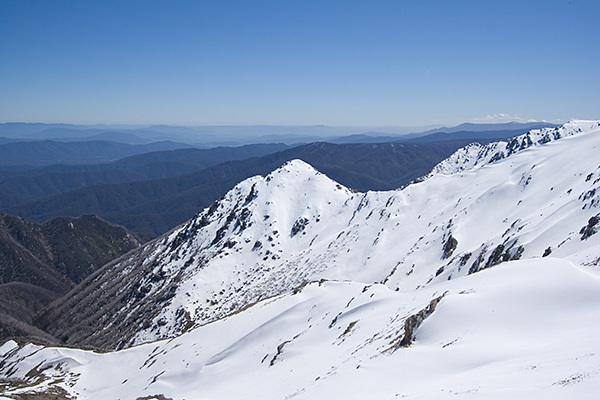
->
(36, 120, 600, 350)
(2, 120, 600, 399)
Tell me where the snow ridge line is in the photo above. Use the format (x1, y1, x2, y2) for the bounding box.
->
(424, 120, 600, 178)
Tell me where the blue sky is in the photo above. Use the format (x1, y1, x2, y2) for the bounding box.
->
(1, 0, 598, 126)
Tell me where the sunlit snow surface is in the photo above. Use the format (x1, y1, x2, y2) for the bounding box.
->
(2, 260, 600, 399)
(2, 120, 600, 399)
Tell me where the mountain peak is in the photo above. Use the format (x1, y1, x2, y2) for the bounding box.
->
(263, 158, 330, 187)
(276, 158, 318, 173)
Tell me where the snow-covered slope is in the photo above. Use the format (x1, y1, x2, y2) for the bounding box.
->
(425, 120, 600, 176)
(2, 258, 600, 399)
(36, 120, 600, 351)
(3, 120, 600, 399)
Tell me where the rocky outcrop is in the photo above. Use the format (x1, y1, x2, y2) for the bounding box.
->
(388, 294, 446, 351)
(580, 214, 600, 240)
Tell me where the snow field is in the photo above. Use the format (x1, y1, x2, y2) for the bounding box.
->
(2, 258, 600, 399)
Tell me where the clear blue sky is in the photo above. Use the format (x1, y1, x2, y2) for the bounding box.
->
(1, 0, 598, 126)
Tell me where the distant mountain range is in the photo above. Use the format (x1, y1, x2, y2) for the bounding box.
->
(0, 139, 195, 166)
(0, 121, 558, 146)
(331, 123, 557, 144)
(50, 131, 154, 144)
(0, 143, 289, 209)
(426, 121, 557, 133)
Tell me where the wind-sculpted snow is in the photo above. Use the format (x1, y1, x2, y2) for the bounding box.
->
(3, 259, 600, 399)
(34, 121, 600, 353)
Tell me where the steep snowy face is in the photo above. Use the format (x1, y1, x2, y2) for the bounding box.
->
(131, 159, 358, 343)
(40, 121, 600, 350)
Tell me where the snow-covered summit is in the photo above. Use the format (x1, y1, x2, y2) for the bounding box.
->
(170, 158, 354, 257)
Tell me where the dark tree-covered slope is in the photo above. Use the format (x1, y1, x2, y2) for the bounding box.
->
(0, 212, 141, 345)
(7, 140, 473, 236)
(0, 139, 193, 166)
(0, 143, 288, 208)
